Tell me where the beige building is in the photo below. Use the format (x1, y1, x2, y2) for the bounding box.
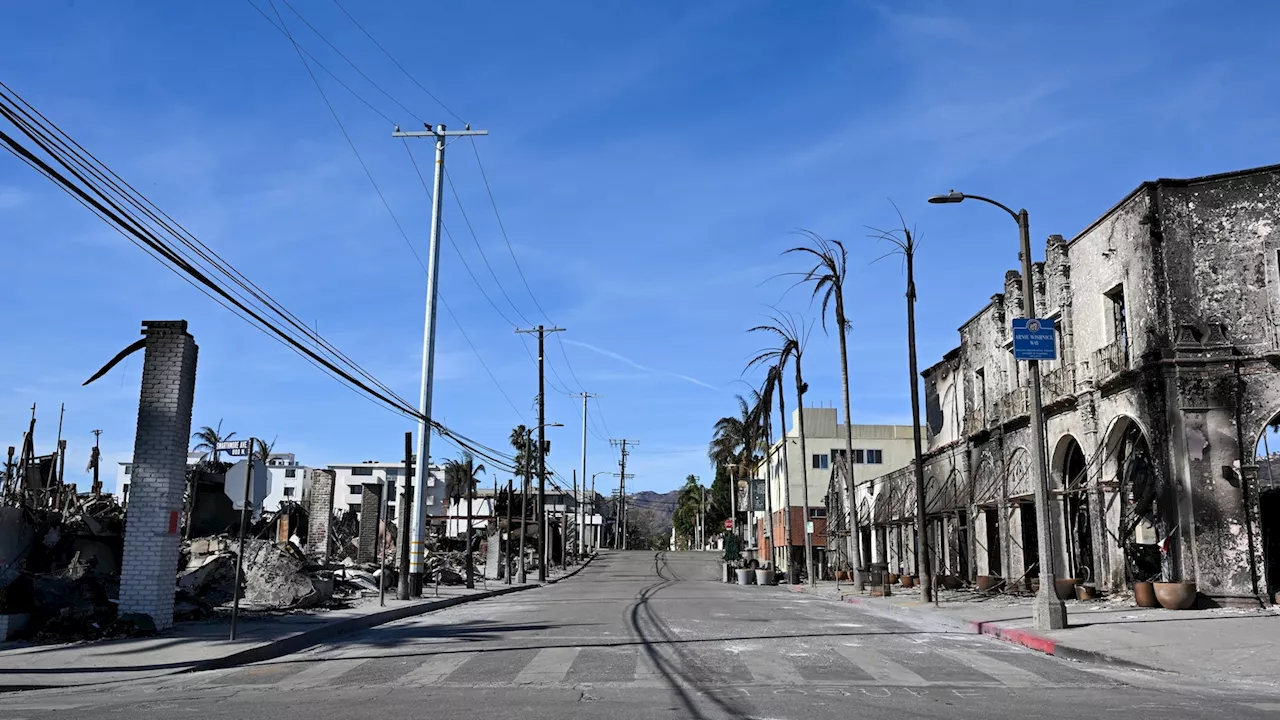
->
(755, 407, 917, 574)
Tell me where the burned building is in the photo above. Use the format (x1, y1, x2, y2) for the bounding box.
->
(863, 163, 1280, 605)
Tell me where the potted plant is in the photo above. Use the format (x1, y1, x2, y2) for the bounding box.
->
(1153, 580, 1197, 609)
(900, 575, 916, 589)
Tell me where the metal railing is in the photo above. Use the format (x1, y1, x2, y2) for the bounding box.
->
(1041, 364, 1076, 402)
(996, 385, 1029, 421)
(1092, 338, 1129, 382)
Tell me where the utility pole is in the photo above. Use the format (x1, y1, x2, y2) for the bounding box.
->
(394, 122, 489, 596)
(90, 429, 103, 497)
(230, 436, 255, 641)
(465, 456, 475, 590)
(397, 432, 413, 600)
(570, 392, 597, 559)
(505, 476, 513, 584)
(378, 446, 391, 607)
(516, 326, 565, 582)
(698, 482, 706, 551)
(609, 439, 635, 549)
(518, 432, 531, 584)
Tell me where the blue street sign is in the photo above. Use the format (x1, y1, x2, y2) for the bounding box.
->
(1012, 318, 1057, 360)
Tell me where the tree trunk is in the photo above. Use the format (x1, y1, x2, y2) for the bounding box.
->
(763, 412, 775, 563)
(835, 295, 865, 573)
(777, 379, 794, 580)
(795, 355, 815, 586)
(906, 251, 932, 603)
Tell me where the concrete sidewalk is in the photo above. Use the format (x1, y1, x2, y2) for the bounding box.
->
(0, 555, 595, 692)
(787, 581, 1280, 687)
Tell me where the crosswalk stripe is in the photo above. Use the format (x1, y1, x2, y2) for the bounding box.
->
(513, 647, 581, 684)
(400, 652, 476, 686)
(741, 651, 804, 685)
(277, 658, 371, 689)
(833, 644, 929, 686)
(931, 648, 1045, 687)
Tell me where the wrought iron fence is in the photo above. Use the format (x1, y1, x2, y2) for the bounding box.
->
(1092, 338, 1129, 381)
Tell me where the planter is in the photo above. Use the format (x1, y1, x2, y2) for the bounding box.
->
(1028, 578, 1040, 594)
(1054, 578, 1079, 601)
(900, 575, 916, 588)
(887, 573, 900, 585)
(835, 570, 850, 581)
(1133, 581, 1159, 607)
(755, 568, 775, 586)
(736, 568, 756, 586)
(976, 575, 1003, 592)
(1154, 581, 1197, 610)
(1075, 584, 1098, 601)
(937, 575, 964, 590)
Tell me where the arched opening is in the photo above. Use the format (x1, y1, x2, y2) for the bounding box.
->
(1254, 416, 1280, 600)
(1053, 436, 1093, 582)
(972, 455, 1001, 579)
(1103, 416, 1176, 586)
(1006, 448, 1038, 585)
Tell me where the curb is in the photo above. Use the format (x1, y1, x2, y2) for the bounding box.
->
(547, 552, 597, 584)
(788, 584, 1164, 673)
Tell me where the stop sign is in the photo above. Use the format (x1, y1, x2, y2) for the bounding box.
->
(724, 518, 734, 530)
(224, 458, 270, 510)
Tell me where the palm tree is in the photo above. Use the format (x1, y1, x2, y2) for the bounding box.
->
(191, 420, 235, 468)
(509, 425, 532, 479)
(871, 208, 931, 602)
(753, 371, 778, 563)
(749, 314, 815, 584)
(443, 452, 486, 589)
(253, 438, 276, 466)
(786, 231, 866, 575)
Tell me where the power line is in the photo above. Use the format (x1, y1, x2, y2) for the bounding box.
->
(444, 168, 534, 326)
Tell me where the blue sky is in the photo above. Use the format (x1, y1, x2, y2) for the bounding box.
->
(3, 1, 1279, 496)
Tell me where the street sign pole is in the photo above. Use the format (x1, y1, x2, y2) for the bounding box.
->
(229, 436, 255, 641)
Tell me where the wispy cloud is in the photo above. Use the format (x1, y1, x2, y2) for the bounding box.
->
(563, 339, 720, 391)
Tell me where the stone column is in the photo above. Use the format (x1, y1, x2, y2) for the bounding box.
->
(307, 469, 335, 563)
(117, 321, 198, 631)
(357, 483, 383, 564)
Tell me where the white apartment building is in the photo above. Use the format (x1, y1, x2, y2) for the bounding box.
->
(328, 459, 446, 521)
(116, 451, 311, 514)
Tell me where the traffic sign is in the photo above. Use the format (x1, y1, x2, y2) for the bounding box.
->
(1012, 318, 1057, 360)
(216, 439, 252, 457)
(224, 458, 270, 510)
(724, 518, 734, 530)
(805, 521, 815, 534)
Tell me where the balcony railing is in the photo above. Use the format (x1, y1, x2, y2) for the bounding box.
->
(996, 385, 1030, 421)
(1041, 364, 1076, 402)
(1092, 338, 1130, 382)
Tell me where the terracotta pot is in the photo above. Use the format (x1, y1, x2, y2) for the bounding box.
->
(1154, 581, 1197, 610)
(937, 575, 964, 590)
(1075, 584, 1098, 601)
(1055, 578, 1079, 601)
(900, 575, 916, 588)
(755, 569, 775, 586)
(836, 570, 850, 581)
(887, 573, 900, 584)
(976, 575, 1003, 592)
(1133, 581, 1159, 607)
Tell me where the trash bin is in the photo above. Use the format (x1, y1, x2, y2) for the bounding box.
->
(736, 568, 755, 585)
(868, 562, 888, 587)
(755, 568, 775, 586)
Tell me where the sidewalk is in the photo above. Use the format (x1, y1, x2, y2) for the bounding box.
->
(787, 580, 1280, 686)
(0, 554, 594, 692)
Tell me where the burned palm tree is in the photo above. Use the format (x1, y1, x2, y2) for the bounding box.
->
(749, 312, 815, 585)
(786, 230, 866, 576)
(870, 204, 931, 602)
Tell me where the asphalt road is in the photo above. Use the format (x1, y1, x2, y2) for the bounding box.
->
(7, 550, 1280, 719)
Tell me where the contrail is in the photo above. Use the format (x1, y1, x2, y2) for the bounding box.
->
(563, 339, 719, 391)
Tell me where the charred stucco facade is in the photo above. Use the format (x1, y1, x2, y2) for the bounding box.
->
(864, 164, 1280, 604)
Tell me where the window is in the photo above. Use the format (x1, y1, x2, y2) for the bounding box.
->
(385, 468, 399, 478)
(1105, 284, 1129, 365)
(852, 449, 866, 464)
(124, 464, 132, 475)
(867, 449, 884, 464)
(285, 468, 296, 478)
(808, 507, 827, 518)
(812, 454, 829, 470)
(832, 448, 847, 461)
(348, 503, 361, 514)
(348, 485, 363, 496)
(121, 484, 129, 505)
(283, 487, 296, 497)
(975, 368, 987, 423)
(352, 466, 373, 476)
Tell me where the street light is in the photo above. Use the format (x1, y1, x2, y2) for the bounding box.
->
(518, 422, 562, 584)
(927, 190, 1068, 631)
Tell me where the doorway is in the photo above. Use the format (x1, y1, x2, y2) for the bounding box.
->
(1261, 490, 1280, 601)
(983, 506, 1001, 576)
(1020, 501, 1040, 579)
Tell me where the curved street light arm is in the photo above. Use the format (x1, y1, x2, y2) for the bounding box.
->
(957, 193, 1021, 223)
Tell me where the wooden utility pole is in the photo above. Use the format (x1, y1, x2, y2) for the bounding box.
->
(505, 476, 513, 584)
(515, 325, 564, 581)
(609, 439, 636, 549)
(90, 429, 103, 497)
(465, 456, 475, 589)
(397, 431, 414, 600)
